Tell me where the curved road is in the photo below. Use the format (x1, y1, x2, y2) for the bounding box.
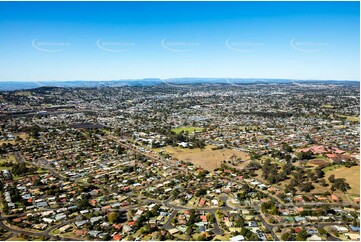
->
(0, 219, 82, 241)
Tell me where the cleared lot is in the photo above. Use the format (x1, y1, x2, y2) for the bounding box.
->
(158, 145, 249, 171)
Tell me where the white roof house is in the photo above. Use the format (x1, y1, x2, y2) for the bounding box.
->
(230, 235, 245, 241)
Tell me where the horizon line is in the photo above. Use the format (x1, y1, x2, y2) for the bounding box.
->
(0, 77, 359, 83)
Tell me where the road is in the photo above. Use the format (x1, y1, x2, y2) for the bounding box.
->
(209, 211, 224, 235)
(0, 218, 81, 241)
(256, 213, 279, 241)
(107, 137, 352, 240)
(162, 210, 177, 230)
(14, 152, 25, 164)
(2, 134, 353, 241)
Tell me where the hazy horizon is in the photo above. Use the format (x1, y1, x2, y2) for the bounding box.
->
(0, 77, 360, 83)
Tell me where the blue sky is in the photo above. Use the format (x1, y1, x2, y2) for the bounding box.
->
(0, 1, 359, 81)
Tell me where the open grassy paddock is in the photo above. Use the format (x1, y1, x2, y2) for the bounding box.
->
(0, 132, 29, 145)
(336, 114, 360, 122)
(0, 154, 17, 170)
(254, 158, 360, 200)
(171, 126, 203, 134)
(325, 165, 360, 194)
(321, 104, 334, 109)
(157, 145, 249, 171)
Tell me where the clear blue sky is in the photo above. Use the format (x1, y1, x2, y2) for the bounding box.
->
(0, 1, 359, 81)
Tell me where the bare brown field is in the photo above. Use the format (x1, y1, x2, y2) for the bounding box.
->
(159, 146, 249, 171)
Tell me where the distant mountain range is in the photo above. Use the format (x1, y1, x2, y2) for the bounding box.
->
(0, 78, 359, 91)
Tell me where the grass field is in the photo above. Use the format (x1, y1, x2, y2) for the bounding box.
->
(6, 236, 28, 241)
(322, 164, 343, 172)
(0, 133, 29, 145)
(213, 235, 230, 241)
(0, 166, 13, 171)
(0, 154, 17, 170)
(321, 104, 334, 109)
(158, 145, 249, 171)
(326, 165, 360, 194)
(336, 114, 360, 122)
(6, 236, 43, 241)
(308, 158, 331, 167)
(254, 159, 360, 198)
(311, 165, 360, 197)
(0, 154, 16, 162)
(171, 126, 203, 134)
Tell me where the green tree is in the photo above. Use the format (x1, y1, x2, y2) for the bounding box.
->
(296, 228, 308, 241)
(281, 232, 292, 241)
(328, 174, 335, 183)
(141, 224, 152, 234)
(108, 212, 120, 223)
